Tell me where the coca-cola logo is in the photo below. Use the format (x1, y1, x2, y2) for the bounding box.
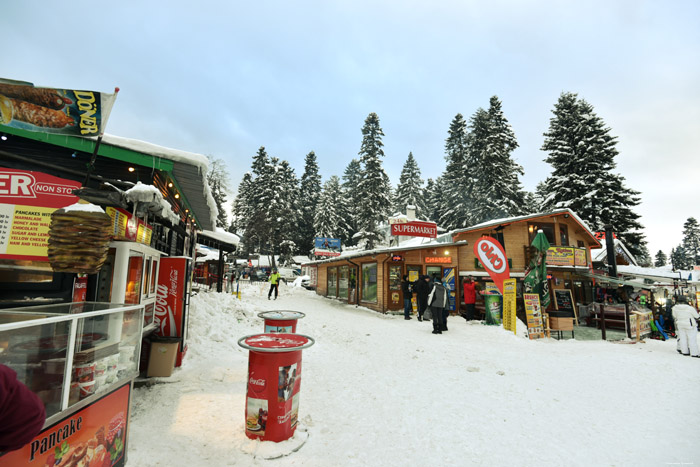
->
(475, 238, 507, 274)
(249, 377, 266, 390)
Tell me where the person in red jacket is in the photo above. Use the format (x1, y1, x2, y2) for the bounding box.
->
(462, 276, 479, 321)
(0, 364, 46, 452)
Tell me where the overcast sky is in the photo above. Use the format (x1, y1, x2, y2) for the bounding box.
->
(2, 0, 698, 259)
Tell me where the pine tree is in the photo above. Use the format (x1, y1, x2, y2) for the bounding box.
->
(206, 157, 231, 228)
(440, 113, 473, 229)
(355, 113, 392, 249)
(681, 217, 700, 266)
(424, 176, 449, 226)
(654, 250, 668, 267)
(273, 159, 300, 260)
(671, 246, 689, 271)
(393, 152, 426, 217)
(230, 171, 252, 236)
(540, 92, 647, 257)
(314, 176, 348, 241)
(297, 151, 322, 254)
(340, 159, 363, 246)
(472, 96, 526, 223)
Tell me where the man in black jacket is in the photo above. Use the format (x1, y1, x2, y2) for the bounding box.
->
(401, 275, 413, 320)
(413, 275, 431, 322)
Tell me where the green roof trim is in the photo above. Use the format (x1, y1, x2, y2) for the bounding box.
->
(0, 125, 174, 171)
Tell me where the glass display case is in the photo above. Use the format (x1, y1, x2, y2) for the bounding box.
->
(0, 302, 143, 425)
(96, 241, 160, 333)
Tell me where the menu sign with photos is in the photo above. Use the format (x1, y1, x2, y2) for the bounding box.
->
(523, 293, 545, 339)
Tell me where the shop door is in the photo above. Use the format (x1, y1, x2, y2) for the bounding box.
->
(426, 266, 442, 282)
(387, 264, 402, 310)
(348, 268, 357, 303)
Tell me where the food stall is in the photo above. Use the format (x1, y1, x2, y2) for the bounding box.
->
(0, 302, 143, 466)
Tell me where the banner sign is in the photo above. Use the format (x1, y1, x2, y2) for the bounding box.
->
(0, 167, 80, 260)
(390, 220, 437, 238)
(473, 236, 511, 294)
(314, 237, 341, 256)
(0, 383, 130, 467)
(443, 267, 456, 312)
(502, 278, 517, 334)
(0, 79, 117, 136)
(105, 207, 152, 245)
(523, 293, 545, 339)
(574, 248, 587, 267)
(546, 247, 575, 267)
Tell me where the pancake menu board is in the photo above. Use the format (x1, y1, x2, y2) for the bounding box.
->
(554, 289, 574, 312)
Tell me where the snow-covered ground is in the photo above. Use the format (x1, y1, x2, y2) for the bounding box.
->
(128, 282, 699, 466)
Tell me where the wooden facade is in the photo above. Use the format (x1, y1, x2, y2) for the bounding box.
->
(310, 209, 602, 315)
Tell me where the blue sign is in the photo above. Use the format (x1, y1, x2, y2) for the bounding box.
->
(314, 237, 341, 250)
(443, 268, 456, 311)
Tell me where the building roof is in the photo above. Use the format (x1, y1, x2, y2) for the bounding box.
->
(590, 238, 639, 267)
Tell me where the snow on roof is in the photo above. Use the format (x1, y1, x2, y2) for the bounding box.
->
(63, 202, 105, 213)
(102, 133, 208, 170)
(303, 237, 460, 265)
(591, 238, 638, 266)
(124, 181, 162, 203)
(200, 227, 240, 245)
(617, 265, 686, 282)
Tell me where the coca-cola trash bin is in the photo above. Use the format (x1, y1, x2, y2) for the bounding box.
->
(238, 333, 315, 442)
(257, 310, 306, 333)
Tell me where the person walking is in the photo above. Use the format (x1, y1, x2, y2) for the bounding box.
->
(401, 275, 413, 320)
(413, 275, 431, 322)
(268, 268, 281, 300)
(672, 295, 699, 357)
(427, 275, 448, 334)
(462, 276, 478, 321)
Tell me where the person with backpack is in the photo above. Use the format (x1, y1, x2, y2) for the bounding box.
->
(413, 275, 431, 322)
(401, 275, 413, 320)
(427, 275, 448, 334)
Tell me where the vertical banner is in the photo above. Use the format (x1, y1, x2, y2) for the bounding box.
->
(473, 236, 510, 294)
(442, 267, 456, 311)
(155, 257, 187, 338)
(523, 293, 545, 339)
(502, 278, 517, 334)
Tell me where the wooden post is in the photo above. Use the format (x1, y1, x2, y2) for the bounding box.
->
(600, 303, 607, 341)
(624, 301, 632, 339)
(544, 313, 551, 338)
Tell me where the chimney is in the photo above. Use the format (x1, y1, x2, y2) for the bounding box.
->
(406, 205, 416, 221)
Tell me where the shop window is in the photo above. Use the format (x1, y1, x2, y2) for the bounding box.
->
(338, 266, 349, 300)
(406, 265, 422, 284)
(559, 224, 569, 246)
(388, 265, 401, 291)
(528, 223, 555, 245)
(577, 240, 585, 248)
(327, 267, 337, 298)
(125, 252, 144, 304)
(361, 263, 377, 303)
(489, 232, 505, 249)
(426, 266, 442, 281)
(0, 259, 55, 286)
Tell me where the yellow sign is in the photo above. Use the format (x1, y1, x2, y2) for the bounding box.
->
(0, 205, 54, 258)
(523, 293, 545, 339)
(502, 278, 517, 334)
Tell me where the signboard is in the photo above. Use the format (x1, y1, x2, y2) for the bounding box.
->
(105, 207, 153, 245)
(554, 288, 577, 324)
(0, 79, 117, 136)
(390, 220, 437, 238)
(574, 248, 587, 266)
(629, 310, 652, 338)
(546, 247, 575, 267)
(443, 267, 456, 312)
(473, 236, 510, 294)
(523, 293, 545, 339)
(391, 254, 403, 262)
(0, 383, 130, 467)
(314, 237, 341, 257)
(425, 256, 452, 264)
(502, 278, 517, 334)
(0, 167, 80, 260)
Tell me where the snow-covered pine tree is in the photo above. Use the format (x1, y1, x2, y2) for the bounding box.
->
(273, 159, 300, 260)
(245, 147, 275, 256)
(206, 157, 231, 228)
(440, 113, 472, 229)
(671, 246, 689, 271)
(314, 176, 348, 242)
(340, 159, 363, 246)
(681, 217, 700, 266)
(297, 151, 322, 254)
(356, 113, 392, 250)
(392, 152, 426, 217)
(229, 172, 253, 250)
(654, 250, 668, 267)
(540, 92, 647, 258)
(424, 176, 449, 226)
(460, 107, 490, 225)
(471, 96, 526, 223)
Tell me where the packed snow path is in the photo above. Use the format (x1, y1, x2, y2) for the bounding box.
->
(128, 283, 699, 466)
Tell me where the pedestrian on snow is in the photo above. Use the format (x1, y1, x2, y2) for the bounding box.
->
(413, 275, 431, 322)
(672, 295, 699, 357)
(0, 364, 46, 452)
(401, 275, 413, 320)
(462, 276, 479, 321)
(427, 275, 448, 334)
(268, 268, 281, 300)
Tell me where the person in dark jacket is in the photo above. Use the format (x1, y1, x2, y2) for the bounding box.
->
(427, 275, 448, 334)
(413, 275, 431, 322)
(401, 275, 413, 320)
(0, 364, 46, 452)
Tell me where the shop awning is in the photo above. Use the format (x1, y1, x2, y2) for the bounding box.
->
(577, 272, 657, 289)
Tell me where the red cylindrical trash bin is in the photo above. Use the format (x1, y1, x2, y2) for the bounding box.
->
(257, 310, 306, 333)
(238, 333, 315, 442)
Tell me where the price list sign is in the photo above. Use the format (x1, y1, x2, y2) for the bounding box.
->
(0, 168, 79, 260)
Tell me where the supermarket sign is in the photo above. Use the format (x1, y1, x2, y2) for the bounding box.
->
(390, 221, 437, 238)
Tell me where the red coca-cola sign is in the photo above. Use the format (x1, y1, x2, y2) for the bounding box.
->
(390, 221, 437, 238)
